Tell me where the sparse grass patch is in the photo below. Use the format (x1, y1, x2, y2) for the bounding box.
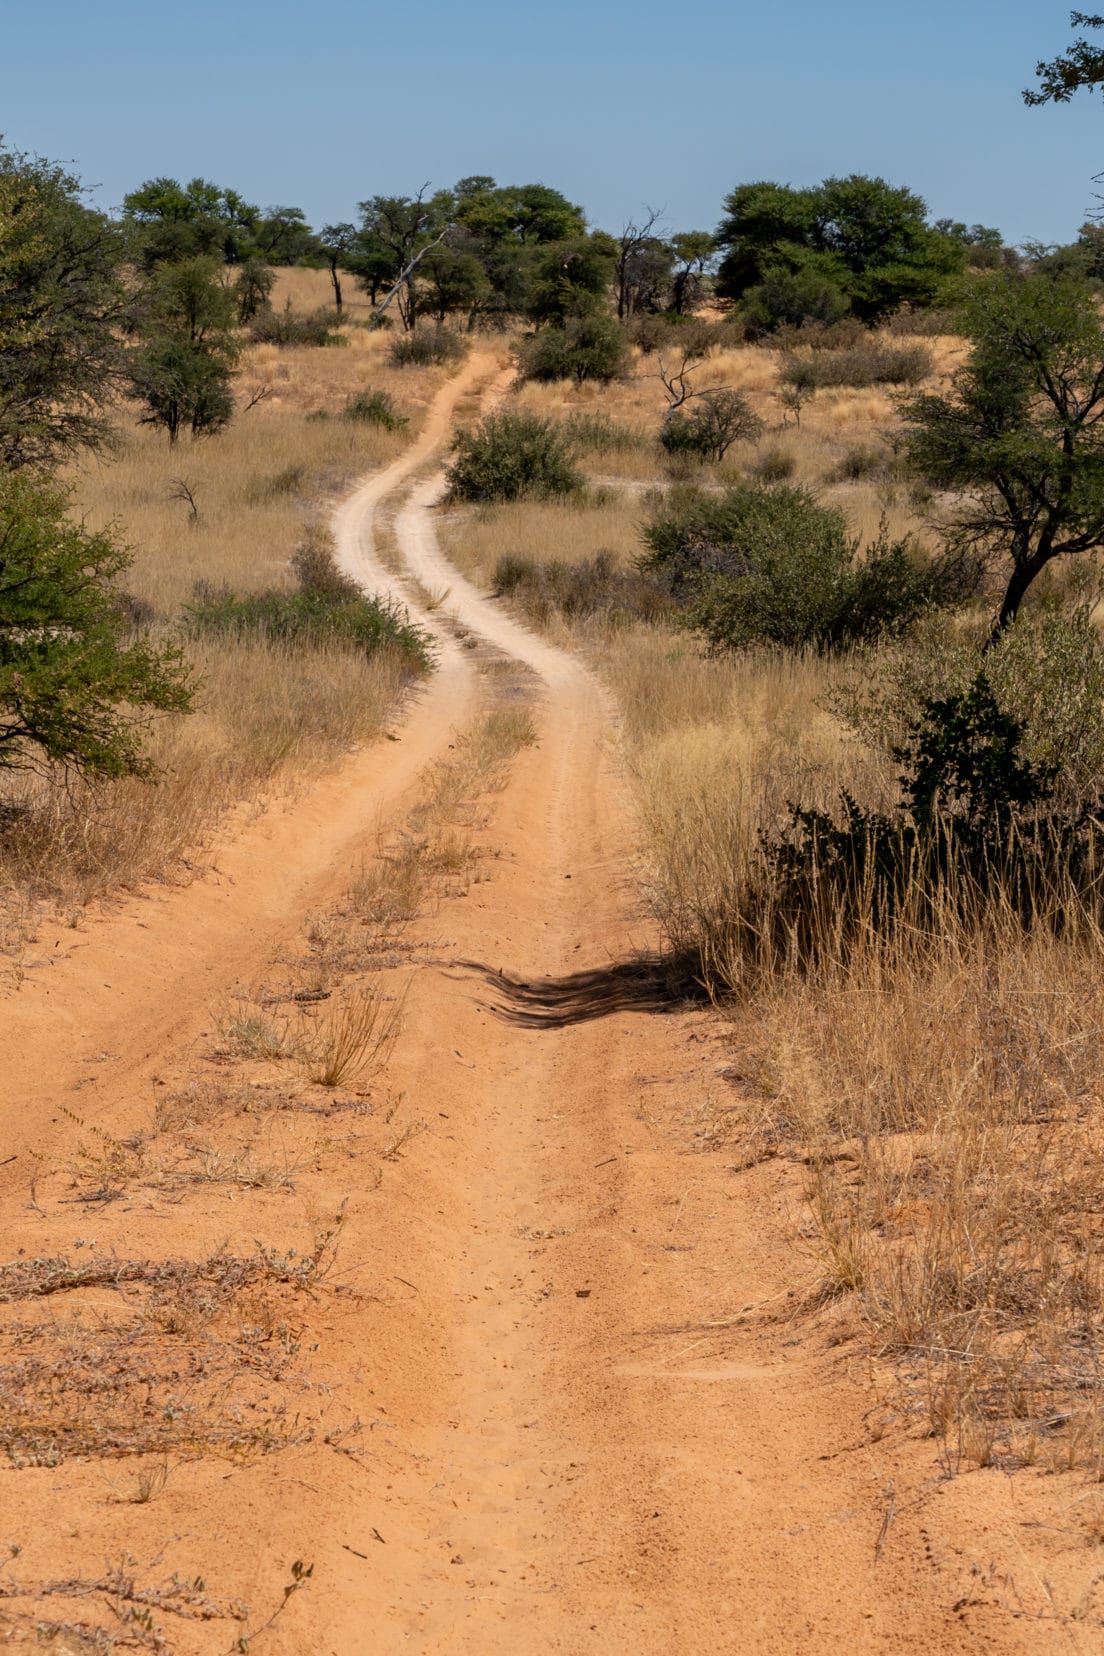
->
(301, 987, 405, 1089)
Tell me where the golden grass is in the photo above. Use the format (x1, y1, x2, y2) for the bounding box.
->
(0, 640, 412, 909)
(474, 324, 1104, 1471)
(0, 300, 444, 926)
(603, 625, 1104, 1473)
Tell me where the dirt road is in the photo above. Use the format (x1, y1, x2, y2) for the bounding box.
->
(0, 363, 1088, 1653)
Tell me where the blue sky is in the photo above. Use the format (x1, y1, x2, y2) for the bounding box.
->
(1, 0, 1100, 245)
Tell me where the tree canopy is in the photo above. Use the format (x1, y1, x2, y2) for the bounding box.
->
(0, 471, 191, 776)
(1025, 11, 1104, 103)
(901, 273, 1104, 634)
(0, 144, 127, 470)
(714, 174, 964, 326)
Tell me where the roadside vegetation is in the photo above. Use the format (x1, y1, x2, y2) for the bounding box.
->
(7, 77, 1104, 1492)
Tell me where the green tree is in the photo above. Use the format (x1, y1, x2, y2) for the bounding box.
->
(355, 190, 453, 329)
(640, 481, 942, 650)
(1025, 11, 1104, 102)
(122, 177, 260, 268)
(0, 471, 191, 777)
(516, 312, 626, 383)
(669, 231, 715, 313)
(715, 175, 963, 325)
(319, 222, 356, 311)
(129, 257, 239, 443)
(526, 233, 617, 324)
(253, 205, 317, 266)
(236, 257, 274, 322)
(901, 273, 1104, 636)
(0, 143, 127, 470)
(415, 238, 490, 324)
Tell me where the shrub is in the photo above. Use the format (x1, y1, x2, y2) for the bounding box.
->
(829, 444, 887, 482)
(627, 314, 718, 357)
(640, 481, 955, 651)
(388, 327, 467, 367)
(757, 676, 1101, 970)
(0, 470, 192, 778)
(289, 524, 362, 599)
(752, 446, 796, 482)
(515, 313, 627, 385)
(740, 268, 851, 338)
(343, 388, 407, 431)
(249, 302, 346, 347)
(832, 601, 1104, 808)
(444, 412, 582, 503)
(186, 583, 430, 669)
(780, 341, 932, 391)
(561, 412, 646, 454)
(661, 390, 764, 464)
(493, 550, 672, 628)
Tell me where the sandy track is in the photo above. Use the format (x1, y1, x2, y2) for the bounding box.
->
(0, 363, 1085, 1652)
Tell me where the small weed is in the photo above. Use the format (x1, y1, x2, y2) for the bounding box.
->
(302, 988, 405, 1090)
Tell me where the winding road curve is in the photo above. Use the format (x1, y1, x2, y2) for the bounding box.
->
(0, 360, 1067, 1653)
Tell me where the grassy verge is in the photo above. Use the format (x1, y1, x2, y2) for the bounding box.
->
(440, 334, 1104, 1478)
(0, 293, 449, 933)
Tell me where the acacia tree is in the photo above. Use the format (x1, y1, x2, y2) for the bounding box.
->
(0, 471, 191, 777)
(319, 222, 356, 311)
(356, 189, 452, 329)
(615, 208, 664, 319)
(0, 144, 127, 470)
(669, 231, 715, 313)
(1025, 12, 1104, 102)
(129, 257, 239, 443)
(901, 274, 1104, 636)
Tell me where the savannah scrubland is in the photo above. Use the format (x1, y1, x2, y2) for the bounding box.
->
(441, 313, 1104, 1483)
(0, 270, 457, 932)
(6, 58, 1104, 1641)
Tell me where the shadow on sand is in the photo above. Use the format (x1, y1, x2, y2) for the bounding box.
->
(448, 952, 710, 1029)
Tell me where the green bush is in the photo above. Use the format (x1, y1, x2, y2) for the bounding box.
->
(828, 444, 888, 482)
(831, 602, 1104, 808)
(515, 313, 627, 385)
(249, 302, 346, 347)
(661, 390, 763, 463)
(343, 388, 407, 430)
(561, 412, 646, 454)
(493, 549, 672, 628)
(289, 525, 362, 599)
(751, 446, 797, 482)
(445, 412, 582, 503)
(640, 481, 955, 651)
(780, 341, 932, 392)
(388, 327, 467, 367)
(739, 267, 851, 338)
(186, 583, 430, 668)
(757, 676, 1101, 968)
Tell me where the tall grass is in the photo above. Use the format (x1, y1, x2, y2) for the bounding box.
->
(603, 624, 1104, 1471)
(0, 305, 443, 924)
(0, 639, 414, 905)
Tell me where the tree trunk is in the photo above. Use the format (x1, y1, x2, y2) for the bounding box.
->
(328, 259, 343, 313)
(987, 556, 1049, 648)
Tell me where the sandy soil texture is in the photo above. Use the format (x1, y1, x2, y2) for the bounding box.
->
(0, 360, 1092, 1654)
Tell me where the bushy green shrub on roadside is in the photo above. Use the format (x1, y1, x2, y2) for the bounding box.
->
(640, 481, 957, 651)
(186, 583, 430, 668)
(445, 412, 582, 503)
(343, 389, 408, 430)
(515, 313, 627, 385)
